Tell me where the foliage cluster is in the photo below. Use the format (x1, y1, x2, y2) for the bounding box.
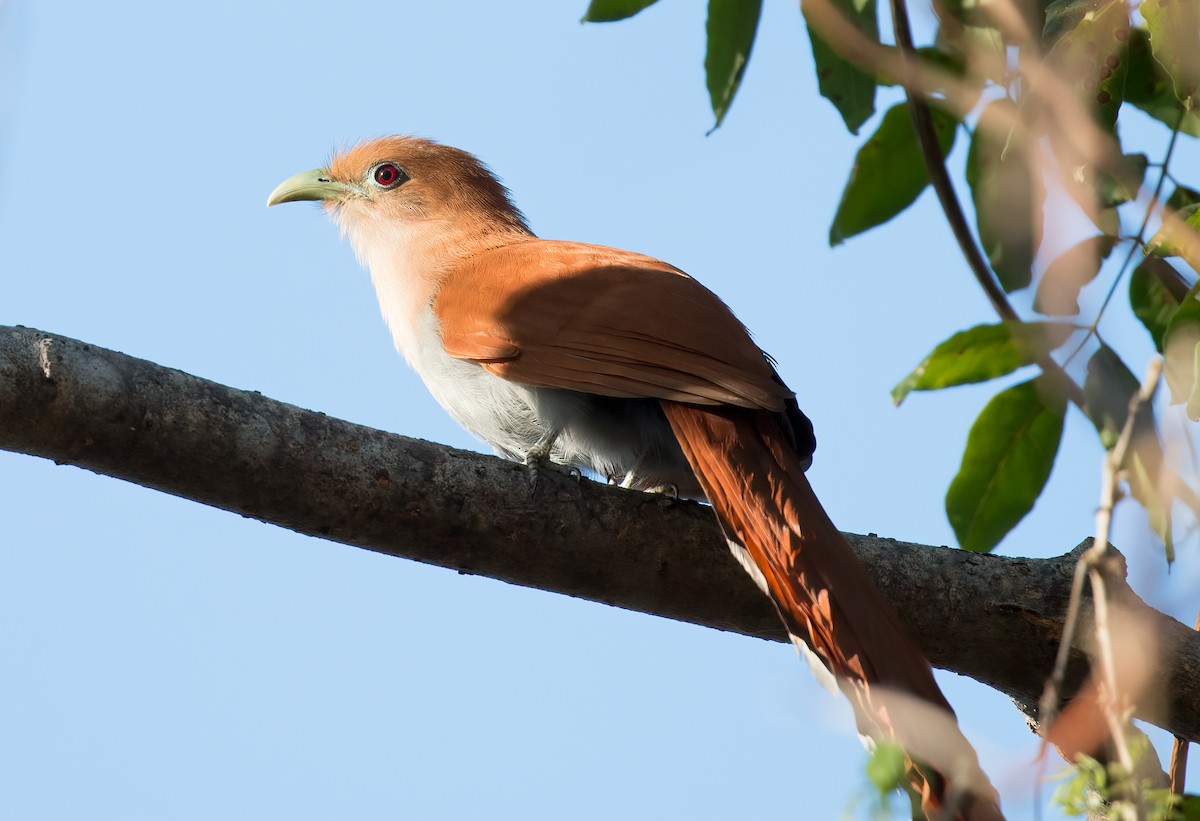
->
(583, 0, 1200, 559)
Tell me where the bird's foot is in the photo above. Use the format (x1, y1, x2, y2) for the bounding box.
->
(523, 429, 559, 467)
(522, 430, 574, 492)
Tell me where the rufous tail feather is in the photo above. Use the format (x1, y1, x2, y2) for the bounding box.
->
(660, 401, 1003, 821)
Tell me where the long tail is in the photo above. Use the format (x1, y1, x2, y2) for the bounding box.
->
(660, 401, 1002, 821)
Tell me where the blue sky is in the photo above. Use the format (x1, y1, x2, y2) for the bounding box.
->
(2, 0, 1199, 818)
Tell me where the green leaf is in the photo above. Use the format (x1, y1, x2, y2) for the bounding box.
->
(1162, 280, 1200, 408)
(1033, 235, 1116, 315)
(1166, 336, 1200, 415)
(1146, 202, 1200, 258)
(1043, 0, 1095, 44)
(966, 99, 1046, 292)
(804, 0, 878, 134)
(1097, 152, 1148, 207)
(946, 376, 1066, 553)
(865, 741, 907, 794)
(1130, 256, 1188, 351)
(1169, 183, 1200, 211)
(1178, 794, 1200, 821)
(1084, 345, 1140, 448)
(1125, 29, 1200, 137)
(1046, 0, 1133, 132)
(892, 321, 1075, 404)
(1140, 0, 1200, 105)
(581, 0, 660, 22)
(830, 102, 958, 245)
(705, 0, 762, 130)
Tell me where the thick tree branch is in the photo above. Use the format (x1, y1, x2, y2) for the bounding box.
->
(3, 326, 1199, 740)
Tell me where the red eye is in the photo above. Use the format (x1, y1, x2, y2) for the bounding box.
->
(373, 163, 404, 187)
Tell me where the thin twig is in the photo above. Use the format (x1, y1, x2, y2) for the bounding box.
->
(1170, 736, 1189, 793)
(1040, 360, 1162, 759)
(1172, 736, 1191, 794)
(1086, 567, 1135, 774)
(1039, 544, 1094, 728)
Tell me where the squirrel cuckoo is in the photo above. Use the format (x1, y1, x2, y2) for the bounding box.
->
(268, 136, 1001, 819)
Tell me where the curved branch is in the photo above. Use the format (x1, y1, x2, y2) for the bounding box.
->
(2, 326, 1198, 738)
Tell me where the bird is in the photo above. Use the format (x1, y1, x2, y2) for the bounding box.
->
(268, 136, 1002, 819)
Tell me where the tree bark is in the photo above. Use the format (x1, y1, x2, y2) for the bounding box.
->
(3, 325, 1198, 741)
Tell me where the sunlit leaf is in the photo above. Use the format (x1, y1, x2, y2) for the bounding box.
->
(1043, 0, 1094, 44)
(830, 102, 958, 245)
(1166, 333, 1200, 416)
(581, 0, 660, 22)
(804, 0, 878, 134)
(892, 321, 1075, 404)
(1140, 0, 1200, 105)
(705, 0, 762, 130)
(1162, 280, 1200, 409)
(1033, 235, 1116, 315)
(1146, 202, 1200, 260)
(946, 376, 1066, 553)
(966, 99, 1046, 292)
(1125, 29, 1200, 137)
(1129, 256, 1188, 351)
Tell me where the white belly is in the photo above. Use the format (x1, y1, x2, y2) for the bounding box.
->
(401, 306, 546, 461)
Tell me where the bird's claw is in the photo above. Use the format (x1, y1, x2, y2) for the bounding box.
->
(643, 482, 679, 500)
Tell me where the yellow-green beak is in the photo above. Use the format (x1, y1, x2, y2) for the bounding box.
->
(266, 168, 353, 206)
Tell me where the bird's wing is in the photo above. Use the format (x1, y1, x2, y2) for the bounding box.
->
(434, 240, 793, 410)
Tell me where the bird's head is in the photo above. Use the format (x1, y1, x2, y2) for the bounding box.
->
(267, 136, 530, 240)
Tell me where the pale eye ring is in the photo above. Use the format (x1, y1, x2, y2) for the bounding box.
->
(370, 162, 407, 189)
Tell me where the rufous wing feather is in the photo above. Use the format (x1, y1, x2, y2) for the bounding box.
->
(435, 240, 793, 410)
